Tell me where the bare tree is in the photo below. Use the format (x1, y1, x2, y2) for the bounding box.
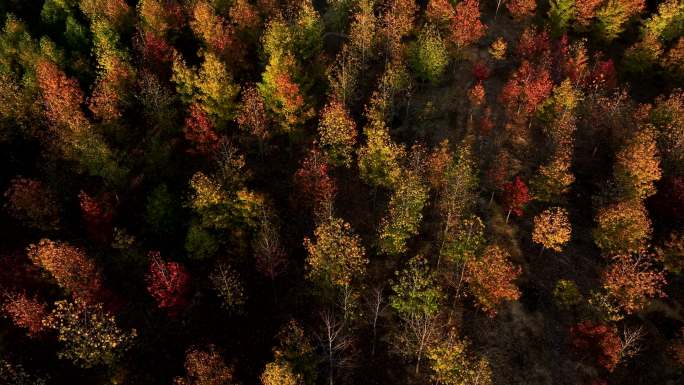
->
(619, 325, 646, 362)
(364, 286, 387, 356)
(317, 311, 355, 385)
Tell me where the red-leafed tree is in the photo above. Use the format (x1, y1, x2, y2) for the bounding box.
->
(79, 191, 114, 244)
(183, 103, 220, 155)
(27, 239, 103, 304)
(146, 251, 191, 315)
(516, 28, 551, 63)
(1, 292, 47, 337)
(293, 148, 337, 220)
(502, 176, 531, 222)
(588, 59, 618, 91)
(4, 177, 60, 231)
(500, 61, 553, 118)
(472, 61, 490, 81)
(138, 30, 174, 75)
(451, 0, 486, 49)
(570, 321, 622, 372)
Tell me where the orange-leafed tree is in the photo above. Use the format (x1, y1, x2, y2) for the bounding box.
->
(27, 239, 103, 304)
(451, 0, 486, 49)
(465, 245, 522, 316)
(317, 98, 357, 167)
(506, 0, 537, 21)
(602, 253, 666, 314)
(1, 292, 47, 337)
(500, 61, 553, 119)
(532, 207, 572, 253)
(174, 345, 236, 385)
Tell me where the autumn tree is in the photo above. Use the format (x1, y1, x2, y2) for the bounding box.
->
(294, 148, 337, 220)
(465, 245, 522, 316)
(427, 333, 493, 385)
(570, 321, 621, 371)
(390, 255, 445, 373)
(502, 176, 531, 222)
(532, 207, 572, 254)
(379, 170, 429, 255)
(650, 90, 684, 175)
(27, 239, 103, 304)
(449, 0, 487, 49)
(304, 216, 368, 296)
(172, 51, 240, 127)
(593, 199, 652, 255)
(146, 251, 191, 315)
(594, 0, 645, 43)
(613, 126, 662, 199)
(78, 190, 114, 244)
(317, 98, 357, 167)
(409, 25, 448, 84)
(4, 177, 60, 230)
(43, 298, 136, 368)
(2, 292, 47, 337)
(261, 361, 301, 385)
(500, 61, 553, 119)
(183, 103, 220, 155)
(36, 59, 124, 184)
(602, 253, 666, 314)
(507, 0, 536, 21)
(174, 345, 236, 385)
(549, 0, 576, 36)
(236, 86, 270, 154)
(358, 120, 405, 189)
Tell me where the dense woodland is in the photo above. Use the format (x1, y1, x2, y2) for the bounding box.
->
(0, 0, 683, 384)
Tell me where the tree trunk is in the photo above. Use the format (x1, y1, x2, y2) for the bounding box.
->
(506, 208, 512, 223)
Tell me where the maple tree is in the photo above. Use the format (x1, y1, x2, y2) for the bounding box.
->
(183, 103, 220, 155)
(613, 125, 662, 199)
(465, 245, 522, 316)
(451, 0, 486, 49)
(500, 61, 553, 119)
(570, 321, 622, 371)
(261, 361, 301, 385)
(532, 207, 572, 253)
(145, 251, 191, 315)
(502, 176, 531, 222)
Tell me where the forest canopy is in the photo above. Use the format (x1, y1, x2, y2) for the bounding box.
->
(1, 0, 684, 384)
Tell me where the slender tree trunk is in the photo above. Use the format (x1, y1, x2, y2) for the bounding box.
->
(539, 245, 545, 258)
(506, 208, 512, 223)
(489, 190, 495, 207)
